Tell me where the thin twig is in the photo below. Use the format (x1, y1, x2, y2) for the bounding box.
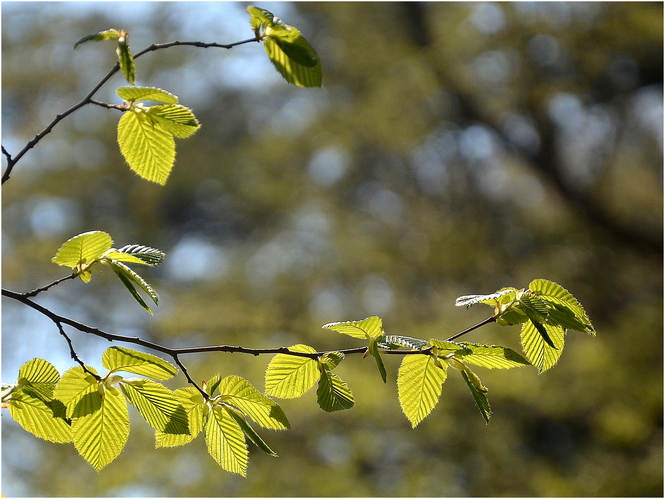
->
(445, 316, 496, 342)
(24, 274, 78, 298)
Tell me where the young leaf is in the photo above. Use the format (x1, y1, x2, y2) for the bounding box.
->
(316, 371, 354, 412)
(52, 231, 113, 281)
(120, 379, 189, 434)
(115, 244, 165, 266)
(53, 366, 100, 419)
(17, 358, 61, 400)
(453, 343, 530, 369)
(397, 354, 447, 428)
(205, 405, 249, 476)
(528, 279, 595, 334)
(116, 35, 135, 85)
(368, 337, 387, 383)
(117, 109, 176, 185)
(323, 316, 384, 340)
(454, 288, 517, 309)
(227, 409, 278, 457)
(265, 344, 319, 398)
(102, 347, 176, 380)
(74, 29, 121, 49)
(146, 105, 200, 138)
(156, 387, 205, 447)
(105, 260, 159, 314)
(205, 375, 223, 397)
(520, 321, 565, 373)
(117, 86, 179, 105)
(460, 368, 492, 424)
(319, 351, 344, 370)
(72, 386, 130, 471)
(219, 376, 289, 430)
(247, 6, 322, 88)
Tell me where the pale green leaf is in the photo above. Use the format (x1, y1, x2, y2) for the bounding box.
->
(117, 110, 175, 185)
(156, 387, 205, 447)
(323, 316, 383, 340)
(265, 344, 319, 399)
(117, 86, 178, 104)
(429, 339, 473, 355)
(454, 343, 530, 369)
(219, 376, 289, 430)
(102, 347, 176, 380)
(52, 231, 113, 273)
(17, 358, 60, 400)
(116, 244, 165, 266)
(120, 379, 189, 433)
(461, 368, 492, 424)
(528, 279, 595, 334)
(319, 351, 344, 370)
(247, 6, 274, 33)
(53, 366, 100, 419)
(520, 321, 566, 373)
(227, 410, 278, 457)
(316, 371, 354, 412)
(105, 260, 158, 314)
(397, 354, 447, 428)
(263, 37, 322, 88)
(147, 105, 200, 138)
(205, 406, 248, 476)
(72, 386, 130, 471)
(8, 390, 72, 443)
(74, 29, 120, 49)
(205, 375, 223, 397)
(454, 288, 517, 308)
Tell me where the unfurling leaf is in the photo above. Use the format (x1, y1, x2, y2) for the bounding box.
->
(460, 368, 492, 424)
(116, 34, 135, 85)
(247, 6, 322, 88)
(74, 29, 121, 49)
(323, 316, 384, 340)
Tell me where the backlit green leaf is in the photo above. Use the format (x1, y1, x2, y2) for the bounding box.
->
(316, 371, 354, 412)
(116, 36, 135, 85)
(120, 379, 189, 434)
(323, 316, 383, 340)
(105, 260, 159, 314)
(397, 354, 447, 428)
(117, 86, 178, 104)
(102, 347, 176, 380)
(520, 321, 565, 373)
(53, 366, 100, 419)
(8, 390, 72, 443)
(117, 109, 176, 185)
(74, 29, 121, 49)
(219, 376, 289, 430)
(460, 368, 492, 424)
(227, 410, 278, 457)
(368, 338, 387, 383)
(52, 231, 113, 280)
(453, 343, 530, 369)
(528, 279, 595, 334)
(265, 344, 319, 398)
(115, 244, 165, 266)
(72, 386, 129, 471)
(205, 406, 248, 476)
(147, 105, 200, 138)
(156, 387, 205, 447)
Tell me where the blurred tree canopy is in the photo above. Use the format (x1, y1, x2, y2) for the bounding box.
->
(2, 2, 662, 496)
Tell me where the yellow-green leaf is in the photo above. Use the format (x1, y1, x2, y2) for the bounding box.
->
(52, 231, 113, 279)
(74, 29, 121, 49)
(8, 390, 72, 443)
(72, 386, 129, 471)
(454, 343, 530, 369)
(265, 344, 319, 399)
(147, 105, 200, 138)
(316, 371, 354, 412)
(117, 86, 178, 104)
(205, 406, 248, 476)
(520, 321, 565, 373)
(102, 347, 176, 380)
(323, 316, 384, 340)
(397, 354, 447, 428)
(117, 110, 175, 185)
(116, 36, 135, 85)
(219, 376, 289, 430)
(156, 387, 205, 448)
(53, 366, 100, 419)
(120, 379, 189, 433)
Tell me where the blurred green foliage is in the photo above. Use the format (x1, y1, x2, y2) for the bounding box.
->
(2, 2, 662, 496)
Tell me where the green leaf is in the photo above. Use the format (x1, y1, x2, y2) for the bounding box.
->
(205, 405, 248, 476)
(247, 6, 322, 88)
(72, 385, 130, 471)
(102, 347, 176, 380)
(117, 86, 179, 105)
(265, 344, 319, 399)
(205, 375, 223, 397)
(323, 316, 384, 340)
(368, 338, 387, 383)
(53, 366, 100, 419)
(74, 29, 121, 49)
(156, 387, 205, 447)
(454, 288, 517, 308)
(8, 390, 72, 443)
(52, 231, 113, 282)
(219, 376, 289, 430)
(453, 343, 530, 369)
(120, 379, 189, 434)
(316, 371, 354, 412)
(520, 321, 566, 373)
(147, 105, 200, 138)
(227, 409, 278, 457)
(397, 354, 447, 428)
(115, 244, 165, 266)
(17, 358, 61, 399)
(117, 109, 176, 185)
(116, 36, 135, 85)
(460, 368, 492, 424)
(528, 279, 595, 334)
(319, 351, 344, 370)
(105, 260, 159, 314)
(429, 339, 473, 355)
(380, 335, 429, 350)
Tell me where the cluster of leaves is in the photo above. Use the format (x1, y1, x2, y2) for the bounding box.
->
(71, 6, 320, 185)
